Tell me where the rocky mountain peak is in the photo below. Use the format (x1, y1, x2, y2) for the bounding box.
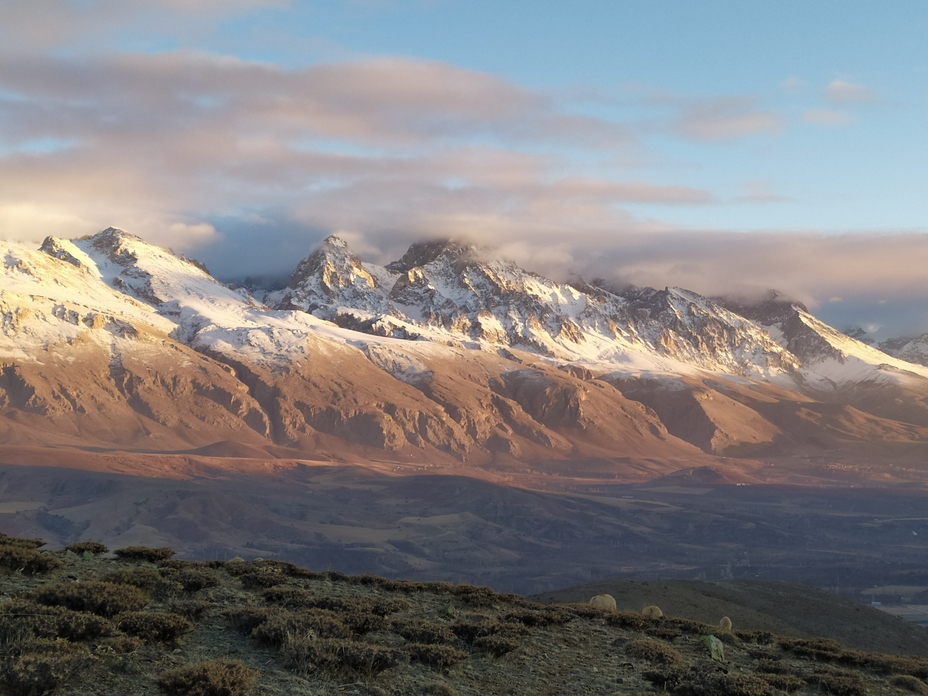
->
(385, 239, 475, 273)
(39, 236, 91, 272)
(272, 234, 385, 314)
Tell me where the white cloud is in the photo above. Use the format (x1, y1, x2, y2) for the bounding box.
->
(803, 108, 851, 125)
(825, 79, 878, 103)
(671, 96, 781, 141)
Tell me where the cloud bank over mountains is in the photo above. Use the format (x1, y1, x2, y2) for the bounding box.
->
(0, 1, 923, 339)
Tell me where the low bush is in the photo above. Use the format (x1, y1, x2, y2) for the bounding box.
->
(116, 611, 192, 642)
(644, 666, 779, 695)
(406, 642, 467, 668)
(605, 610, 649, 631)
(0, 533, 44, 548)
(250, 607, 352, 645)
(624, 638, 685, 667)
(103, 567, 163, 590)
(238, 569, 285, 590)
(890, 675, 928, 695)
(32, 581, 148, 617)
(807, 667, 867, 696)
(450, 617, 525, 656)
(779, 636, 843, 661)
(261, 586, 410, 616)
(0, 544, 62, 575)
(393, 619, 456, 645)
(166, 598, 212, 621)
(157, 660, 258, 696)
(757, 672, 805, 692)
(281, 634, 404, 677)
(113, 546, 175, 562)
(504, 607, 574, 627)
(65, 541, 108, 555)
(170, 567, 221, 593)
(0, 650, 92, 696)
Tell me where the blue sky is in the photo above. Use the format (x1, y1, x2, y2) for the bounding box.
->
(0, 1, 926, 338)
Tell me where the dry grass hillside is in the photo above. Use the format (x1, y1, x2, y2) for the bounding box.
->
(3, 533, 928, 695)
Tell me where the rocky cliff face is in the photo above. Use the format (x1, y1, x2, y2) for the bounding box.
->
(2, 230, 928, 469)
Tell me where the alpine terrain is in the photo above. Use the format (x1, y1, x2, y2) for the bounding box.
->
(2, 228, 928, 591)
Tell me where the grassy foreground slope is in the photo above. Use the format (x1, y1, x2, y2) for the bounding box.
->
(3, 533, 928, 695)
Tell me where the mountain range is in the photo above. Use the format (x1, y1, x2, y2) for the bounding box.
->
(2, 227, 928, 484)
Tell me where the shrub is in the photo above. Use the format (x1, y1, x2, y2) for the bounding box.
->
(0, 651, 92, 696)
(0, 545, 62, 575)
(167, 598, 212, 621)
(170, 567, 221, 593)
(103, 567, 163, 590)
(890, 675, 928, 695)
(421, 684, 460, 696)
(393, 619, 456, 645)
(238, 570, 285, 590)
(157, 660, 258, 696)
(248, 608, 352, 645)
(624, 638, 685, 667)
(473, 634, 521, 657)
(113, 546, 175, 562)
(779, 636, 842, 660)
(0, 533, 45, 548)
(807, 667, 867, 696)
(758, 672, 805, 693)
(644, 666, 779, 696)
(281, 634, 404, 677)
(261, 587, 410, 616)
(504, 607, 573, 627)
(605, 610, 649, 631)
(406, 643, 467, 668)
(116, 611, 192, 642)
(32, 581, 148, 617)
(65, 541, 109, 555)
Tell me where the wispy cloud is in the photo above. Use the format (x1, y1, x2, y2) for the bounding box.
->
(825, 79, 878, 103)
(803, 108, 851, 125)
(670, 96, 781, 141)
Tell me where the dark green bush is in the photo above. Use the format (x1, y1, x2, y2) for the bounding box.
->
(116, 611, 192, 642)
(113, 546, 175, 562)
(157, 660, 258, 696)
(32, 581, 148, 617)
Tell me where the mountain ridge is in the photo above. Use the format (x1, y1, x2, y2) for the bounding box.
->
(1, 228, 928, 482)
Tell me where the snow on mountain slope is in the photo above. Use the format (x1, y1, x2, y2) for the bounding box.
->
(4, 228, 928, 465)
(881, 334, 928, 367)
(724, 294, 928, 388)
(267, 236, 808, 380)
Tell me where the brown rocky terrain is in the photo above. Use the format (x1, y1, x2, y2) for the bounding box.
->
(4, 533, 928, 696)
